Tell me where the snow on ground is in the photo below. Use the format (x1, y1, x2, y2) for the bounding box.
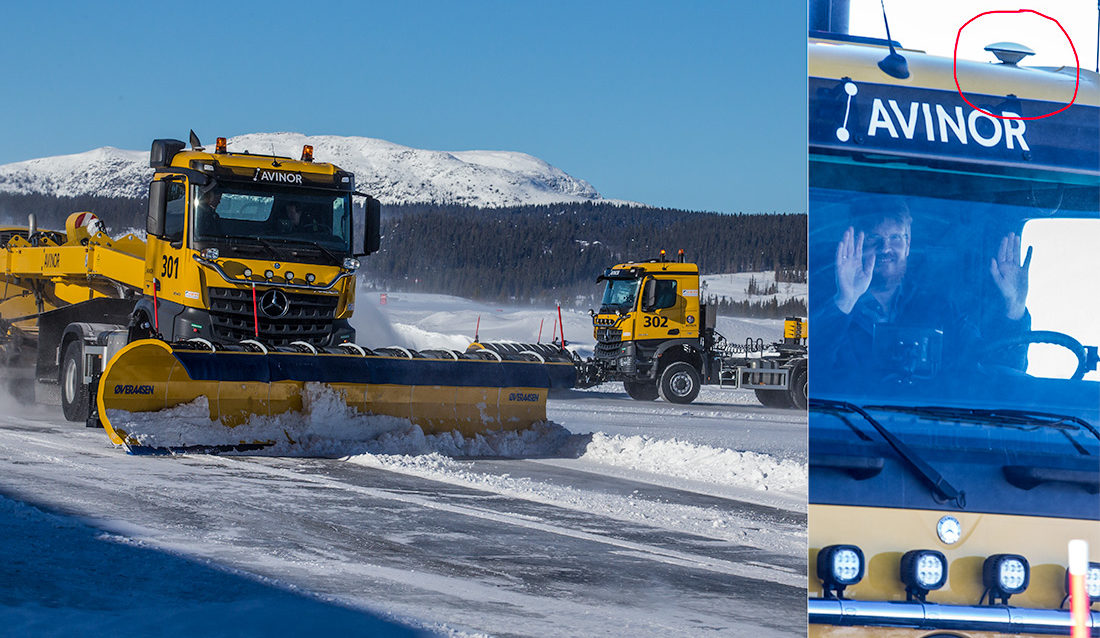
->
(1, 287, 807, 637)
(0, 493, 425, 637)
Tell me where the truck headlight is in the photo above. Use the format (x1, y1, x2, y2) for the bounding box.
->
(983, 554, 1029, 604)
(343, 257, 360, 271)
(201, 248, 219, 260)
(900, 550, 947, 601)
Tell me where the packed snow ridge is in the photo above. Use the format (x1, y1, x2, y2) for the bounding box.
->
(0, 132, 602, 208)
(106, 384, 805, 497)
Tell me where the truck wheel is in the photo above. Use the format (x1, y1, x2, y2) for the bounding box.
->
(789, 368, 808, 410)
(623, 380, 658, 401)
(659, 362, 701, 404)
(755, 389, 793, 409)
(61, 341, 89, 422)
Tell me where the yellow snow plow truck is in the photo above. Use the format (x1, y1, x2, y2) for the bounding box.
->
(474, 251, 808, 408)
(0, 135, 574, 452)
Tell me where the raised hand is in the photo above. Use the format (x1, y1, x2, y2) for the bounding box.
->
(834, 226, 875, 314)
(990, 232, 1031, 320)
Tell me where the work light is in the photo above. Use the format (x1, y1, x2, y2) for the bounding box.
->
(983, 554, 1029, 604)
(899, 550, 947, 601)
(343, 258, 360, 271)
(305, 273, 316, 283)
(817, 544, 864, 599)
(201, 248, 219, 260)
(1065, 562, 1100, 599)
(284, 271, 294, 282)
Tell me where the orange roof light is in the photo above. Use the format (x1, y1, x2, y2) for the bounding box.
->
(678, 248, 685, 262)
(215, 137, 227, 154)
(301, 145, 314, 162)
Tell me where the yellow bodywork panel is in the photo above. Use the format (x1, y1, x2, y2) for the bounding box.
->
(809, 504, 1100, 610)
(810, 39, 1099, 108)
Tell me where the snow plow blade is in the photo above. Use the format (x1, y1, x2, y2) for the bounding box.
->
(97, 339, 577, 452)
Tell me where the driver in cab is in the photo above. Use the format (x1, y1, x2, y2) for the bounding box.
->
(815, 197, 1031, 380)
(275, 202, 321, 234)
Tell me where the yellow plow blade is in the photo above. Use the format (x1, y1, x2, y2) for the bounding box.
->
(96, 339, 575, 453)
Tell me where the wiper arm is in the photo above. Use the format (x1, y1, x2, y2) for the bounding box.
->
(864, 405, 1100, 441)
(811, 399, 967, 508)
(258, 236, 342, 266)
(293, 238, 342, 265)
(250, 236, 282, 261)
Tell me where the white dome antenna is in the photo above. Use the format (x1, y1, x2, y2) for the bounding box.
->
(984, 42, 1035, 66)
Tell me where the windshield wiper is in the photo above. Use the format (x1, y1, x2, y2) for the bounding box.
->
(862, 405, 1100, 441)
(811, 399, 967, 508)
(258, 236, 343, 266)
(291, 238, 342, 265)
(250, 237, 283, 261)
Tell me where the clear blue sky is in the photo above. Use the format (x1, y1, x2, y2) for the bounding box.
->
(0, 1, 806, 214)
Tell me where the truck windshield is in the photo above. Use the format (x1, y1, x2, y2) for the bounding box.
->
(600, 278, 640, 312)
(191, 183, 352, 254)
(808, 159, 1099, 518)
(809, 162, 1099, 419)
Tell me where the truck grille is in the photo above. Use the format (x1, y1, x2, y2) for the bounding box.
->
(595, 328, 623, 359)
(206, 287, 339, 346)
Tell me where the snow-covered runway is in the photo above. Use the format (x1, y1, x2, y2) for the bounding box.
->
(0, 292, 807, 636)
(0, 390, 805, 637)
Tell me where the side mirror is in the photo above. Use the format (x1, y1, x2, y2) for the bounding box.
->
(358, 195, 381, 256)
(147, 180, 168, 238)
(642, 279, 656, 311)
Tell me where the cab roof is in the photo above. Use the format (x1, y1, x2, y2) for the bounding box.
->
(809, 38, 1099, 107)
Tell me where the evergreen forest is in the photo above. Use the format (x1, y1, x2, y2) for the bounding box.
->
(0, 194, 806, 317)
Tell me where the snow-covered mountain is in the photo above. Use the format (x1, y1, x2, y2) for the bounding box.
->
(0, 133, 602, 208)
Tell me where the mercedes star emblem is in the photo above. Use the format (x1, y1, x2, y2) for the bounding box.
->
(259, 289, 290, 318)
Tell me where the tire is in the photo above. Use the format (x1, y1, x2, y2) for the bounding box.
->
(789, 368, 808, 410)
(61, 340, 89, 422)
(658, 362, 701, 404)
(755, 388, 794, 409)
(623, 379, 659, 401)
